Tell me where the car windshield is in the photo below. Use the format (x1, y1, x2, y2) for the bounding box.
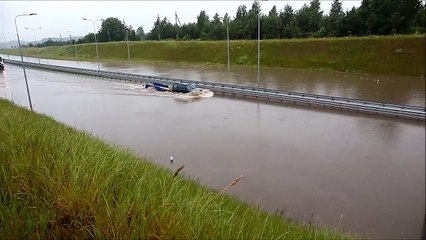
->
(187, 84, 196, 90)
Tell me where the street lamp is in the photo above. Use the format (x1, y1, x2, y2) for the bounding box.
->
(225, 18, 230, 72)
(67, 31, 78, 62)
(24, 27, 41, 48)
(15, 13, 37, 111)
(257, 0, 267, 91)
(125, 28, 130, 61)
(82, 17, 102, 71)
(25, 27, 41, 64)
(257, 7, 261, 90)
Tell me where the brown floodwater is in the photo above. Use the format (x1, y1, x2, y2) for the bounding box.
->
(3, 54, 425, 106)
(0, 59, 425, 239)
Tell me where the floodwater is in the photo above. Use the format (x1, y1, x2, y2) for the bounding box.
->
(3, 54, 425, 106)
(0, 59, 425, 239)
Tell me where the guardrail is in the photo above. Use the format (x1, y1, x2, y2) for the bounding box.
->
(5, 59, 425, 120)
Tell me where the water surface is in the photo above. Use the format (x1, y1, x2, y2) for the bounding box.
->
(0, 61, 424, 239)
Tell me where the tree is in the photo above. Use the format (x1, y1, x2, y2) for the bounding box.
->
(136, 27, 145, 40)
(147, 15, 162, 40)
(390, 11, 404, 32)
(208, 13, 225, 40)
(308, 0, 324, 35)
(146, 17, 175, 40)
(413, 3, 425, 33)
(280, 4, 299, 38)
(181, 22, 197, 39)
(342, 7, 362, 36)
(160, 17, 175, 39)
(392, 0, 422, 34)
(264, 5, 280, 39)
(127, 25, 137, 41)
(196, 10, 210, 39)
(358, 0, 421, 35)
(98, 17, 126, 42)
(77, 33, 95, 44)
(295, 4, 311, 36)
(232, 5, 248, 39)
(246, 0, 262, 40)
(327, 0, 345, 36)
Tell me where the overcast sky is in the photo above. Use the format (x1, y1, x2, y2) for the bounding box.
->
(0, 1, 362, 42)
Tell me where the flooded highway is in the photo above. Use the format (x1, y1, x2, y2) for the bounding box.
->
(3, 54, 425, 106)
(0, 59, 425, 239)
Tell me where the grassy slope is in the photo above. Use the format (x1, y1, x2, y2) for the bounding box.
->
(1, 35, 425, 76)
(0, 99, 354, 239)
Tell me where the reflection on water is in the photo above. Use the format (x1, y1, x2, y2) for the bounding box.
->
(0, 69, 8, 86)
(2, 54, 425, 106)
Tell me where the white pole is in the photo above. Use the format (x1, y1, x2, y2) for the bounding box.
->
(93, 21, 100, 71)
(126, 29, 130, 61)
(257, 11, 260, 90)
(226, 20, 230, 72)
(25, 27, 41, 63)
(83, 18, 101, 71)
(15, 13, 37, 111)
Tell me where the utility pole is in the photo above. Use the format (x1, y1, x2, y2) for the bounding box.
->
(157, 14, 161, 40)
(175, 11, 182, 40)
(123, 18, 130, 61)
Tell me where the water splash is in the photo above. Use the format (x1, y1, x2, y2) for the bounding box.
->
(126, 83, 214, 99)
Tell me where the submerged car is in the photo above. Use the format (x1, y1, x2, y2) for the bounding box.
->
(145, 82, 202, 94)
(171, 83, 197, 93)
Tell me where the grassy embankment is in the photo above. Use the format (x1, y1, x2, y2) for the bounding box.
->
(0, 99, 354, 239)
(1, 35, 424, 76)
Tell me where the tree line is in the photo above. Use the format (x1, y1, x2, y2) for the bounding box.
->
(145, 0, 425, 40)
(20, 0, 425, 48)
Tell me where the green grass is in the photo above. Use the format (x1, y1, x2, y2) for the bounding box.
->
(0, 99, 355, 239)
(1, 35, 425, 76)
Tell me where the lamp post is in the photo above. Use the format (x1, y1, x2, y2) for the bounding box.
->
(226, 19, 230, 72)
(257, 0, 267, 91)
(257, 8, 260, 90)
(125, 28, 130, 61)
(15, 13, 37, 111)
(67, 31, 78, 62)
(24, 27, 41, 48)
(82, 18, 102, 71)
(24, 27, 41, 64)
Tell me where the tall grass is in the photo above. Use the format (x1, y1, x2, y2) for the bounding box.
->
(1, 35, 424, 76)
(0, 99, 355, 239)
